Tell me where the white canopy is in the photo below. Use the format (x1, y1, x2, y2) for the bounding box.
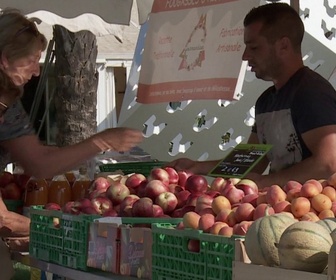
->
(0, 0, 155, 37)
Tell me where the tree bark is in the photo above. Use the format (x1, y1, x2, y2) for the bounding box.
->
(53, 25, 98, 147)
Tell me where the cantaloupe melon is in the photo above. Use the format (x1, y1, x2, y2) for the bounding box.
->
(316, 218, 336, 233)
(278, 221, 332, 273)
(244, 213, 296, 266)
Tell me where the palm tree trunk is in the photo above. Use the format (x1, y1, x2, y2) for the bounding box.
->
(53, 25, 98, 146)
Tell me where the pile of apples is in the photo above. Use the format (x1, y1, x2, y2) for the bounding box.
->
(0, 171, 29, 200)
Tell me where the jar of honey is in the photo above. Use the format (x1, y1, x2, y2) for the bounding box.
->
(48, 174, 72, 207)
(23, 177, 48, 217)
(72, 167, 91, 201)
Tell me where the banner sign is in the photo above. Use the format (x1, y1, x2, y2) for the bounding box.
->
(137, 0, 260, 104)
(208, 144, 272, 178)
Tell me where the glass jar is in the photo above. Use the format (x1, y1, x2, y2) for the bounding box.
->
(23, 177, 49, 217)
(72, 167, 91, 201)
(48, 174, 72, 207)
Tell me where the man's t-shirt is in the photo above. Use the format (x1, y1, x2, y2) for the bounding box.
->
(0, 101, 34, 170)
(253, 66, 336, 173)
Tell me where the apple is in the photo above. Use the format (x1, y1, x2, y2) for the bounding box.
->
(205, 190, 220, 198)
(3, 182, 22, 200)
(234, 203, 255, 222)
(177, 170, 192, 188)
(241, 193, 258, 207)
(198, 207, 216, 216)
(88, 189, 107, 200)
(131, 197, 154, 217)
(184, 175, 208, 195)
(148, 168, 170, 186)
(176, 190, 191, 208)
(187, 239, 200, 252)
(223, 185, 245, 205)
(198, 213, 215, 233)
(44, 202, 61, 211)
(183, 211, 201, 229)
(119, 194, 140, 212)
(91, 195, 113, 215)
(62, 201, 80, 215)
(102, 208, 118, 217)
(73, 198, 92, 211)
(210, 177, 226, 192)
(195, 194, 214, 214)
(119, 205, 133, 217)
(168, 183, 184, 194)
(88, 177, 110, 193)
(81, 206, 100, 214)
(125, 173, 147, 189)
(163, 167, 179, 184)
(14, 173, 31, 191)
(180, 205, 196, 216)
(185, 194, 199, 207)
(106, 182, 130, 205)
(171, 208, 184, 218)
(144, 179, 169, 200)
(155, 191, 178, 214)
(152, 204, 164, 217)
(0, 171, 15, 188)
(236, 179, 259, 195)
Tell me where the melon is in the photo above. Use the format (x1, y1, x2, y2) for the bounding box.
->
(244, 213, 296, 266)
(316, 218, 336, 233)
(278, 221, 332, 273)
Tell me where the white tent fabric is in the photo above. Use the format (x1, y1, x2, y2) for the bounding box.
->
(0, 0, 134, 36)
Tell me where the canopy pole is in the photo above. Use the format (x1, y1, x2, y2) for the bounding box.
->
(290, 0, 300, 14)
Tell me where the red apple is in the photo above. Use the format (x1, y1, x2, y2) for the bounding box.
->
(241, 193, 258, 207)
(210, 177, 226, 192)
(187, 239, 200, 252)
(180, 205, 196, 215)
(62, 201, 80, 215)
(177, 170, 192, 188)
(44, 202, 61, 211)
(195, 194, 214, 213)
(102, 208, 118, 217)
(119, 205, 133, 217)
(125, 173, 147, 189)
(145, 179, 169, 200)
(14, 174, 30, 191)
(152, 204, 164, 217)
(168, 183, 184, 194)
(3, 182, 21, 200)
(205, 190, 220, 198)
(89, 177, 110, 193)
(73, 198, 92, 211)
(106, 182, 130, 205)
(88, 189, 106, 200)
(0, 171, 15, 188)
(184, 175, 208, 195)
(236, 179, 259, 195)
(119, 194, 140, 212)
(171, 208, 184, 218)
(131, 197, 154, 217)
(176, 190, 191, 208)
(155, 191, 178, 214)
(148, 168, 170, 186)
(164, 167, 179, 184)
(223, 186, 245, 205)
(81, 206, 100, 214)
(91, 195, 113, 215)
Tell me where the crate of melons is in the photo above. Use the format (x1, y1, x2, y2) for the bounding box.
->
(29, 205, 99, 271)
(232, 213, 336, 280)
(151, 223, 241, 280)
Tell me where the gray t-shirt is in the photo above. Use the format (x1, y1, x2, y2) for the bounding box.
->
(0, 101, 35, 170)
(252, 67, 336, 173)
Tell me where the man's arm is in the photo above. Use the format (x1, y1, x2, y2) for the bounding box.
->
(248, 125, 336, 189)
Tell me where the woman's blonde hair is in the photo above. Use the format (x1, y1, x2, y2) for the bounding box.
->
(0, 8, 48, 64)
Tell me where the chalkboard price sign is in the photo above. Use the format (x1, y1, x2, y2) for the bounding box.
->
(208, 144, 272, 178)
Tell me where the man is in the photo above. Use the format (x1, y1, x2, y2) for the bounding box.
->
(168, 3, 336, 189)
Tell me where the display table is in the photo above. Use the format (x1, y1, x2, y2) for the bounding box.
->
(12, 252, 136, 280)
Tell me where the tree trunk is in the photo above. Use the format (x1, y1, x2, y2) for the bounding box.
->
(53, 25, 98, 147)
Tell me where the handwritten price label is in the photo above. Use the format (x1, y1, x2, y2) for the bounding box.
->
(208, 144, 272, 178)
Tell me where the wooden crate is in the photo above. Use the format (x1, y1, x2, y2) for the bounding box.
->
(232, 239, 336, 280)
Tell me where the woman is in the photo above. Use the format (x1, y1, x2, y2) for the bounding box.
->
(0, 9, 143, 278)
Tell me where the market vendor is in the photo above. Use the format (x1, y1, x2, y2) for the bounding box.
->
(0, 8, 143, 279)
(168, 2, 336, 189)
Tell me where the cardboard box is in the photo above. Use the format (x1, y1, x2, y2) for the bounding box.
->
(119, 225, 152, 279)
(86, 220, 120, 273)
(232, 240, 335, 280)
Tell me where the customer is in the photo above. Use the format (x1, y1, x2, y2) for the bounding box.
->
(0, 8, 143, 278)
(168, 2, 336, 189)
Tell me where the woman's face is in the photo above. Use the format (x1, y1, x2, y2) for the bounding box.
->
(3, 49, 42, 86)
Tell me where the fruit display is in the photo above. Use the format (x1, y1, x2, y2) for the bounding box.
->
(0, 170, 28, 200)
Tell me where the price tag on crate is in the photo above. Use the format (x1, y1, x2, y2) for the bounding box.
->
(208, 144, 272, 178)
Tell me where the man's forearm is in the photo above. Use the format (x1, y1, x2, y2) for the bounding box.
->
(0, 210, 30, 237)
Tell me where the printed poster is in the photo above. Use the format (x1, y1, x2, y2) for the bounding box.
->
(137, 0, 261, 104)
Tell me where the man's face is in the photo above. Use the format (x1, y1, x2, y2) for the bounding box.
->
(242, 21, 279, 81)
(5, 49, 42, 87)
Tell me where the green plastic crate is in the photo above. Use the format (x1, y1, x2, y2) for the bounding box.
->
(99, 161, 166, 176)
(29, 206, 99, 271)
(151, 224, 239, 280)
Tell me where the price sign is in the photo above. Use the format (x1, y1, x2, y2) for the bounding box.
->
(208, 144, 272, 178)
